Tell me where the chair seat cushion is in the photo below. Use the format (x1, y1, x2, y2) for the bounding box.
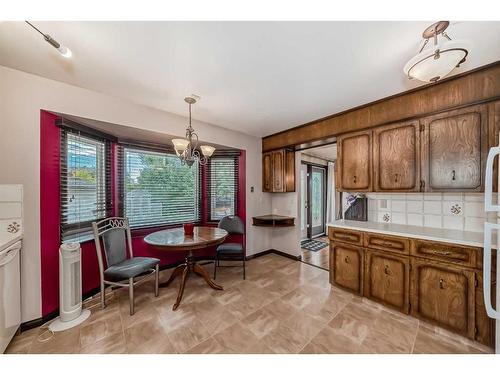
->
(104, 257, 160, 281)
(216, 242, 243, 254)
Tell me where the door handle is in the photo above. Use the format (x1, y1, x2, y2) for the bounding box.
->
(394, 173, 398, 183)
(384, 265, 390, 275)
(485, 147, 500, 211)
(353, 175, 357, 184)
(483, 222, 500, 319)
(344, 256, 350, 264)
(451, 170, 456, 181)
(439, 278, 444, 289)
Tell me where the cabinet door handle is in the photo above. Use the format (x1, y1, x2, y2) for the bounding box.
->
(384, 265, 391, 275)
(452, 170, 456, 181)
(432, 250, 451, 256)
(353, 175, 357, 184)
(394, 173, 398, 183)
(344, 256, 350, 264)
(439, 278, 445, 289)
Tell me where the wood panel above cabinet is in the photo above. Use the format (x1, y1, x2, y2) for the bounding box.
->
(262, 148, 295, 193)
(262, 62, 500, 152)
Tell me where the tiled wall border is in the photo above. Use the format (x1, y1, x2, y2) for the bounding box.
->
(343, 192, 486, 233)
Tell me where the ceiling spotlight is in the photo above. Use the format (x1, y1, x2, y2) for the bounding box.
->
(403, 21, 468, 83)
(25, 21, 72, 58)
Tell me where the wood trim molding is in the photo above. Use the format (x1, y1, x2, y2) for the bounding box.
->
(262, 61, 500, 152)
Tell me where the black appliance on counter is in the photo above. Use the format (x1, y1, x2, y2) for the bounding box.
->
(344, 194, 368, 221)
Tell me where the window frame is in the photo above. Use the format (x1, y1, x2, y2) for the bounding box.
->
(207, 153, 240, 222)
(118, 143, 203, 230)
(59, 126, 113, 243)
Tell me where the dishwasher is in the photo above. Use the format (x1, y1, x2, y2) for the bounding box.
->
(0, 240, 21, 353)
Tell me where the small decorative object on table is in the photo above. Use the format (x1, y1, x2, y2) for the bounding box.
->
(183, 222, 194, 236)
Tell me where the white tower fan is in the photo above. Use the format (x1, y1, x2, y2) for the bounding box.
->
(49, 243, 90, 332)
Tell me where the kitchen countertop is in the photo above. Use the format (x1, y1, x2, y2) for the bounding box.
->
(327, 220, 493, 249)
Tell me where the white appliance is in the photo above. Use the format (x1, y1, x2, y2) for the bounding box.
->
(483, 141, 500, 354)
(0, 240, 21, 353)
(49, 243, 90, 332)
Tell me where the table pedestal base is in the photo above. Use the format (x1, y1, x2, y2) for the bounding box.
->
(159, 254, 223, 310)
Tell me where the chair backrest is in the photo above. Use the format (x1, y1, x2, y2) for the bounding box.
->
(218, 215, 245, 234)
(92, 218, 134, 274)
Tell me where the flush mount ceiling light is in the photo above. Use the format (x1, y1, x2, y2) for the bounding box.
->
(403, 21, 469, 83)
(172, 95, 215, 167)
(25, 21, 72, 58)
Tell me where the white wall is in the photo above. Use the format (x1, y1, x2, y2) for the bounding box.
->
(0, 66, 272, 322)
(266, 152, 302, 258)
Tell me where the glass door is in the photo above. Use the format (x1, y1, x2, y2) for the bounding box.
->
(311, 166, 326, 236)
(300, 164, 308, 240)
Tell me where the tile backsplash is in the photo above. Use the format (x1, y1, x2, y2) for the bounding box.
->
(0, 184, 23, 219)
(343, 192, 486, 233)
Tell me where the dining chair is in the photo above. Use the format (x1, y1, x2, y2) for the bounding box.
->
(92, 217, 160, 315)
(214, 215, 246, 280)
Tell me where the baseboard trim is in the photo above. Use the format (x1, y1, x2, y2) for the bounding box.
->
(20, 257, 216, 332)
(246, 249, 301, 261)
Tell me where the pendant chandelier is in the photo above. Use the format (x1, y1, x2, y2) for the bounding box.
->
(172, 96, 215, 167)
(403, 21, 469, 83)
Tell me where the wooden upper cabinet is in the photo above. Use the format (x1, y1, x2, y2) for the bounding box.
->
(337, 130, 372, 192)
(421, 104, 488, 192)
(373, 121, 420, 191)
(272, 150, 285, 192)
(262, 148, 295, 193)
(262, 152, 273, 192)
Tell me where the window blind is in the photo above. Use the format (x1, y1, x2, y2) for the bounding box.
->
(120, 146, 201, 228)
(60, 128, 112, 243)
(208, 152, 239, 221)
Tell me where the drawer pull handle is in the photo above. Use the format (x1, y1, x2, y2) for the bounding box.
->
(383, 241, 394, 247)
(439, 278, 445, 289)
(384, 265, 391, 275)
(344, 256, 350, 264)
(432, 250, 451, 256)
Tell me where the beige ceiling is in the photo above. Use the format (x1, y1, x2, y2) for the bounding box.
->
(1, 21, 499, 137)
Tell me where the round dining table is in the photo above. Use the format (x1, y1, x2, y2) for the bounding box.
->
(144, 226, 228, 310)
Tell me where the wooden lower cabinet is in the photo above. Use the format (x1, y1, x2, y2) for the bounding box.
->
(364, 250, 410, 313)
(410, 257, 476, 339)
(330, 242, 363, 295)
(329, 229, 496, 348)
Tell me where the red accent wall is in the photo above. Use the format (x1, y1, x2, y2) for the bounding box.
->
(39, 111, 247, 317)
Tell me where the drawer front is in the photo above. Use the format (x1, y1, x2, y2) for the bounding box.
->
(330, 243, 363, 295)
(364, 250, 410, 313)
(363, 232, 410, 255)
(410, 239, 477, 268)
(328, 227, 363, 246)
